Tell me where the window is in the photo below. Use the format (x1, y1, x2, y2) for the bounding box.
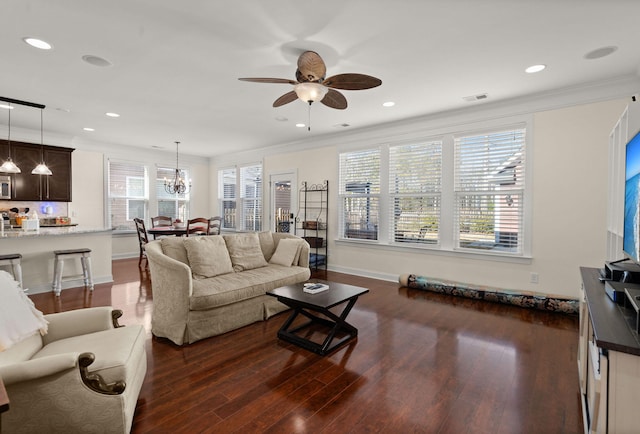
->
(156, 166, 189, 222)
(240, 165, 262, 231)
(389, 141, 442, 245)
(218, 163, 262, 231)
(108, 160, 148, 230)
(338, 123, 528, 257)
(454, 127, 526, 254)
(339, 149, 380, 240)
(219, 168, 237, 229)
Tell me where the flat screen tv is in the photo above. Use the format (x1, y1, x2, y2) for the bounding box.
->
(623, 129, 640, 262)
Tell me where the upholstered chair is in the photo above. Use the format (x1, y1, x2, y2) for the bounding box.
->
(0, 271, 147, 433)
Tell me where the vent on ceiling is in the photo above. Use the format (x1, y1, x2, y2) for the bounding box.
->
(463, 93, 489, 102)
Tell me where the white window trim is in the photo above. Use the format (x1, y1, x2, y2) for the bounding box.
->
(104, 157, 194, 234)
(337, 115, 533, 260)
(217, 162, 263, 231)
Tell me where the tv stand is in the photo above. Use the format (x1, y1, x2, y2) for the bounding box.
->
(610, 257, 631, 265)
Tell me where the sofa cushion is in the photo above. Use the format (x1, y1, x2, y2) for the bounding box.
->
(0, 333, 43, 366)
(32, 324, 146, 384)
(258, 231, 276, 261)
(184, 236, 234, 279)
(190, 264, 310, 310)
(224, 232, 268, 271)
(269, 238, 304, 266)
(161, 237, 189, 265)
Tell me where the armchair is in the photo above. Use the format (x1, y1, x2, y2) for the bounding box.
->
(0, 304, 147, 433)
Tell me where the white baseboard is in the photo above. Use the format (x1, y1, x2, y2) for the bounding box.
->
(327, 264, 398, 283)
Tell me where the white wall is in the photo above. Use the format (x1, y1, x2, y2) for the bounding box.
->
(218, 98, 626, 300)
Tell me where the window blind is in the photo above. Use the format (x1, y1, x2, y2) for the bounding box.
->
(454, 127, 526, 253)
(389, 141, 442, 244)
(219, 168, 237, 229)
(107, 160, 148, 230)
(339, 149, 380, 240)
(240, 164, 262, 231)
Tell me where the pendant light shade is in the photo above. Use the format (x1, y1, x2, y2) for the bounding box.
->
(31, 108, 52, 176)
(0, 103, 21, 173)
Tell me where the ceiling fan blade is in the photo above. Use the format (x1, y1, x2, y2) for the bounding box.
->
(321, 89, 347, 110)
(273, 90, 298, 107)
(238, 77, 297, 85)
(296, 51, 326, 82)
(323, 73, 382, 90)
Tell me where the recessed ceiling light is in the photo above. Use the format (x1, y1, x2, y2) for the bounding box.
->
(584, 46, 618, 60)
(295, 123, 306, 128)
(83, 127, 95, 132)
(0, 104, 13, 110)
(23, 37, 52, 50)
(275, 116, 288, 122)
(82, 55, 113, 67)
(105, 112, 120, 118)
(525, 64, 546, 74)
(383, 101, 395, 107)
(56, 107, 71, 113)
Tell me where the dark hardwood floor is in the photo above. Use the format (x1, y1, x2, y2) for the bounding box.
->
(28, 259, 582, 433)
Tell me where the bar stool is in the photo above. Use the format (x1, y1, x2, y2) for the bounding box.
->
(52, 248, 94, 296)
(0, 253, 23, 288)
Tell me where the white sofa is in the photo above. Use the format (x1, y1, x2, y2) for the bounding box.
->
(145, 231, 311, 345)
(0, 300, 147, 434)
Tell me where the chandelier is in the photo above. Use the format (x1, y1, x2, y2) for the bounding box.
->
(164, 141, 191, 194)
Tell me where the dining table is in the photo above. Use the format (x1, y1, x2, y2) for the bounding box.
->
(147, 226, 187, 239)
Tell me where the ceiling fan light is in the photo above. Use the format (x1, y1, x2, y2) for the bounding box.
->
(294, 82, 328, 103)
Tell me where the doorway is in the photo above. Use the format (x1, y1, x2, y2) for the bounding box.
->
(270, 172, 297, 233)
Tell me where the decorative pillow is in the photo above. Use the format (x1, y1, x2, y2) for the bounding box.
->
(184, 236, 234, 279)
(161, 237, 189, 265)
(258, 231, 276, 262)
(223, 232, 268, 271)
(0, 271, 49, 351)
(269, 238, 304, 267)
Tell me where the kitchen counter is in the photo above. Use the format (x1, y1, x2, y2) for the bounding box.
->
(0, 226, 113, 294)
(0, 225, 110, 238)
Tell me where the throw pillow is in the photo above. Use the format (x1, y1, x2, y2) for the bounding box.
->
(223, 232, 268, 271)
(258, 231, 276, 261)
(161, 237, 190, 265)
(184, 236, 234, 279)
(269, 238, 304, 267)
(0, 271, 49, 351)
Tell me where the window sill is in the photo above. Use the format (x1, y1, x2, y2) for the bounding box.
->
(335, 238, 532, 264)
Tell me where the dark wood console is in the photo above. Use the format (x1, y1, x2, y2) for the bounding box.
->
(579, 267, 640, 433)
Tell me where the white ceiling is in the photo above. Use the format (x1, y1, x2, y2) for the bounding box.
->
(2, 0, 640, 158)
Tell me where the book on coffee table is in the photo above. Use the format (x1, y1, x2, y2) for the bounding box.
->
(303, 283, 329, 294)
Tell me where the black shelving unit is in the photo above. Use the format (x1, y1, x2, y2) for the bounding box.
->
(295, 181, 328, 271)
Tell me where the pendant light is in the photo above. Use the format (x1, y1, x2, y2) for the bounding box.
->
(0, 103, 21, 173)
(31, 108, 52, 175)
(164, 141, 191, 194)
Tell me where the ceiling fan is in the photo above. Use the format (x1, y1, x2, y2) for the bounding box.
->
(238, 50, 382, 110)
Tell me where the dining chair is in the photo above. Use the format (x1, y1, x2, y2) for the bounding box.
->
(151, 215, 173, 227)
(186, 217, 210, 237)
(133, 218, 149, 268)
(208, 216, 222, 235)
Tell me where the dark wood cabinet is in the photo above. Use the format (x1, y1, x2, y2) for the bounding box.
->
(0, 139, 73, 201)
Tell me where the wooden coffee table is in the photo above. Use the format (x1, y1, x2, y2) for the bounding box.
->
(267, 280, 369, 355)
